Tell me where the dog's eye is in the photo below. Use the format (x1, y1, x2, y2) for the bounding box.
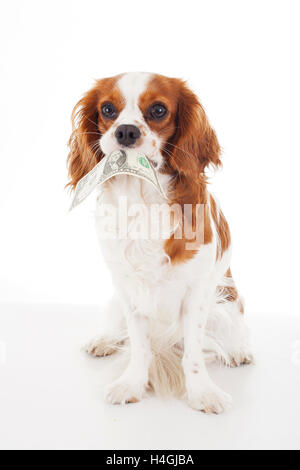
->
(147, 103, 168, 121)
(101, 102, 117, 119)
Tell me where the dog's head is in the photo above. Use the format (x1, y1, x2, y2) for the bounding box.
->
(67, 72, 221, 189)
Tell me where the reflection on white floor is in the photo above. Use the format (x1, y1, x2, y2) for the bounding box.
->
(0, 303, 299, 450)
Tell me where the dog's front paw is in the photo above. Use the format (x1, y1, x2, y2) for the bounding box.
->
(104, 379, 146, 405)
(84, 335, 122, 357)
(186, 385, 232, 414)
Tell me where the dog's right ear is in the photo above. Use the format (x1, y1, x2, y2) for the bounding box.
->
(67, 85, 103, 190)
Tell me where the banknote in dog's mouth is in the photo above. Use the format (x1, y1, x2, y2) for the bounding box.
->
(69, 149, 167, 211)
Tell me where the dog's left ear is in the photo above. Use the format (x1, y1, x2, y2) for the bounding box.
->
(167, 81, 221, 177)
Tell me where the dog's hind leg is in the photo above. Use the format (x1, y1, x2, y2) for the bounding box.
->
(204, 270, 254, 367)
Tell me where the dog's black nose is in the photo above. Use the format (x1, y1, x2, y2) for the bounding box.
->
(115, 125, 141, 147)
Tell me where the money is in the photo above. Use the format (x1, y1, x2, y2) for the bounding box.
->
(69, 149, 167, 211)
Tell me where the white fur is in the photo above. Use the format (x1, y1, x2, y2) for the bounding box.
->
(86, 73, 252, 413)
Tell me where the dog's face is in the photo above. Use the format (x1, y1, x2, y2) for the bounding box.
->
(68, 72, 221, 189)
(98, 73, 180, 169)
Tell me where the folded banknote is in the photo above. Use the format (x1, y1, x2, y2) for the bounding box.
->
(69, 149, 167, 211)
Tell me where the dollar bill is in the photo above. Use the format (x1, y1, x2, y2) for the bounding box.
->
(69, 149, 167, 211)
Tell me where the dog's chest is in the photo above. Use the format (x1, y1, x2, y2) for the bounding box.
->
(95, 175, 172, 284)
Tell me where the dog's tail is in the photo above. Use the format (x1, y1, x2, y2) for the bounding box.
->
(111, 330, 186, 397)
(147, 316, 229, 397)
(148, 337, 185, 397)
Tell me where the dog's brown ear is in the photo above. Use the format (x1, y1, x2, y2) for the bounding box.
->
(67, 86, 103, 190)
(167, 81, 221, 177)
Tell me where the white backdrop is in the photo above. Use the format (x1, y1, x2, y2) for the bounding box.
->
(0, 0, 299, 316)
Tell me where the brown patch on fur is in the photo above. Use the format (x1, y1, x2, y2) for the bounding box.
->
(140, 126, 147, 137)
(217, 268, 244, 314)
(139, 75, 221, 265)
(139, 75, 180, 143)
(223, 268, 239, 302)
(210, 195, 231, 259)
(67, 75, 124, 189)
(126, 397, 139, 404)
(164, 193, 213, 264)
(193, 370, 199, 374)
(238, 297, 245, 314)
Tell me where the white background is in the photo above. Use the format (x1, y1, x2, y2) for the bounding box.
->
(0, 0, 300, 450)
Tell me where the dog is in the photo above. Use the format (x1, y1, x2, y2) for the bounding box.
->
(67, 72, 253, 414)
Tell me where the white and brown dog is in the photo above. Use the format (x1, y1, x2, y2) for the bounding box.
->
(67, 72, 253, 414)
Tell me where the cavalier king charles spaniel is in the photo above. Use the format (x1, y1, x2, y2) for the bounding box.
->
(67, 72, 253, 414)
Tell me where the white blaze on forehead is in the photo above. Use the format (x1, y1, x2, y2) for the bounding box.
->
(100, 72, 163, 167)
(117, 72, 152, 114)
